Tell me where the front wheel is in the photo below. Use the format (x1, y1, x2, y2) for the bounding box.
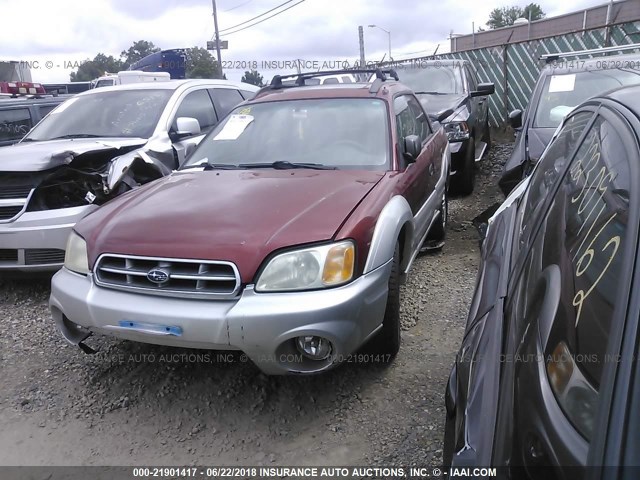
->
(370, 243, 401, 356)
(423, 189, 448, 251)
(450, 137, 475, 196)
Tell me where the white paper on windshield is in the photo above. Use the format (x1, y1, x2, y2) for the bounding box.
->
(213, 114, 254, 141)
(548, 74, 576, 93)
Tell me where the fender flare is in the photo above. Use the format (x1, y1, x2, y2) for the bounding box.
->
(363, 195, 414, 275)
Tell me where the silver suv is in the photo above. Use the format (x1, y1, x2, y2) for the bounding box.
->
(0, 79, 258, 272)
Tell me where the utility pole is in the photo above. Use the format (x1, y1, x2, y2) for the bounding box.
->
(212, 0, 223, 77)
(358, 26, 366, 69)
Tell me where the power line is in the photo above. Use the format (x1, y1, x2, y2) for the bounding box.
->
(221, 0, 253, 12)
(220, 0, 307, 36)
(219, 0, 298, 33)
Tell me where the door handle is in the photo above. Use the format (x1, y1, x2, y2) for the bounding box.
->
(428, 164, 435, 176)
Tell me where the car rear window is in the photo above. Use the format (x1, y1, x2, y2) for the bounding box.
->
(183, 98, 390, 171)
(0, 107, 32, 143)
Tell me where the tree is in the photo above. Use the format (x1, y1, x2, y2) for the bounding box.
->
(70, 53, 124, 81)
(523, 3, 545, 22)
(185, 47, 222, 79)
(120, 40, 161, 69)
(486, 3, 545, 29)
(241, 69, 264, 86)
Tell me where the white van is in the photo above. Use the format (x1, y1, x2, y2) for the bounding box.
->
(280, 73, 357, 86)
(92, 71, 171, 89)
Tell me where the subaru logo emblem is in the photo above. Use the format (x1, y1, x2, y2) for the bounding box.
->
(147, 268, 169, 284)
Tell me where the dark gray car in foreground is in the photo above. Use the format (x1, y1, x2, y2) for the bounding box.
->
(445, 84, 640, 476)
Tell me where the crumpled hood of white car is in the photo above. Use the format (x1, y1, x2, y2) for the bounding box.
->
(0, 137, 147, 172)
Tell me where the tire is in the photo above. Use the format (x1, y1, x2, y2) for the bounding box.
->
(423, 188, 448, 251)
(482, 117, 492, 151)
(371, 243, 401, 357)
(450, 137, 475, 196)
(443, 412, 456, 468)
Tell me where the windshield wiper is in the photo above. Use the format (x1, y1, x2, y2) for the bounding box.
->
(238, 161, 337, 170)
(48, 134, 104, 140)
(180, 162, 242, 171)
(414, 91, 450, 95)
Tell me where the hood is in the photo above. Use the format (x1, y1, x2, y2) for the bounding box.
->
(77, 169, 385, 283)
(416, 93, 467, 115)
(0, 138, 147, 172)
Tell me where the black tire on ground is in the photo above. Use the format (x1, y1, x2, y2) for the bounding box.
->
(371, 242, 401, 357)
(450, 136, 475, 196)
(443, 412, 456, 468)
(482, 117, 492, 151)
(423, 188, 448, 251)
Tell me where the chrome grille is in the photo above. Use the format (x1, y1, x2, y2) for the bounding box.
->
(0, 205, 24, 221)
(0, 186, 33, 199)
(24, 248, 66, 265)
(94, 254, 241, 299)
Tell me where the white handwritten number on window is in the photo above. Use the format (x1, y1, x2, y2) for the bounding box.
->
(569, 136, 621, 328)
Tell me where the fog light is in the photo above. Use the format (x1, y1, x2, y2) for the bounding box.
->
(295, 336, 333, 360)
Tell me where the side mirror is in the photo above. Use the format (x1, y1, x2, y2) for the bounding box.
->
(403, 134, 421, 163)
(172, 117, 201, 139)
(508, 109, 523, 129)
(471, 82, 495, 97)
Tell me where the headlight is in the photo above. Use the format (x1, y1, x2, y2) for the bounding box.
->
(256, 240, 355, 292)
(64, 231, 89, 275)
(444, 121, 470, 141)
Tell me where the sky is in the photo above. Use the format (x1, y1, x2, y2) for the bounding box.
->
(0, 0, 612, 83)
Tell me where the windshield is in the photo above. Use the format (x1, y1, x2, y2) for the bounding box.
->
(397, 66, 464, 94)
(182, 98, 390, 170)
(24, 89, 173, 141)
(534, 69, 640, 128)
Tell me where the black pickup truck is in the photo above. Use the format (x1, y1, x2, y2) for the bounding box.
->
(397, 59, 494, 195)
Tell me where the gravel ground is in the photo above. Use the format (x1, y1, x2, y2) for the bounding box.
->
(0, 141, 511, 468)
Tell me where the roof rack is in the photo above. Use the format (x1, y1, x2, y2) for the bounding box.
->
(264, 68, 399, 90)
(541, 42, 640, 64)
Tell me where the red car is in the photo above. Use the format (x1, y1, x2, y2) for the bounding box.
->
(50, 69, 451, 375)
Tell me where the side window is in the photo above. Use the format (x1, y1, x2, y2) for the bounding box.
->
(208, 88, 244, 119)
(37, 105, 57, 119)
(515, 114, 633, 440)
(174, 89, 218, 133)
(0, 108, 32, 143)
(406, 96, 431, 143)
(394, 95, 419, 141)
(239, 89, 256, 100)
(518, 111, 593, 249)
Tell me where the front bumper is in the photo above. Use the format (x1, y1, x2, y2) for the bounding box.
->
(50, 260, 392, 375)
(0, 205, 96, 272)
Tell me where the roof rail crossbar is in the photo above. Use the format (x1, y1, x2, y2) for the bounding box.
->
(541, 43, 640, 64)
(268, 68, 399, 90)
